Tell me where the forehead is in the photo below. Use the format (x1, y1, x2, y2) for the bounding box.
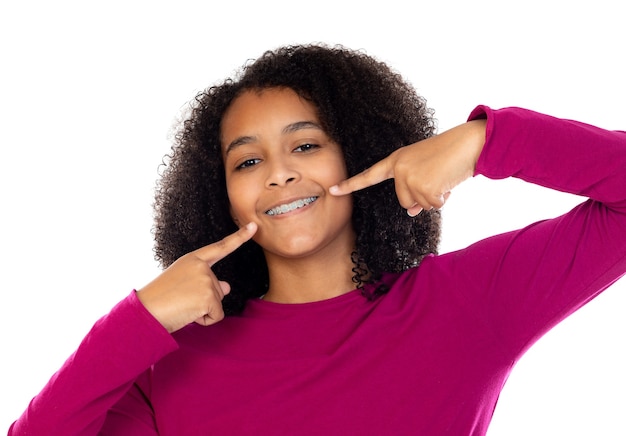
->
(220, 88, 320, 146)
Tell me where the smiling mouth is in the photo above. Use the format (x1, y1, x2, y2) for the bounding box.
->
(265, 196, 318, 216)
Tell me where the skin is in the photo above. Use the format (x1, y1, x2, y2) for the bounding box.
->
(330, 118, 487, 216)
(221, 88, 356, 304)
(137, 86, 486, 333)
(137, 222, 258, 333)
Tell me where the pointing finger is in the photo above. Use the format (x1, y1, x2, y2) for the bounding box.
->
(329, 155, 395, 196)
(194, 222, 258, 265)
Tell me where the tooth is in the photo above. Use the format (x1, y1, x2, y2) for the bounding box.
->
(266, 197, 317, 215)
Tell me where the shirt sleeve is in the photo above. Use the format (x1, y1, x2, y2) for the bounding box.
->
(446, 106, 626, 359)
(8, 291, 178, 436)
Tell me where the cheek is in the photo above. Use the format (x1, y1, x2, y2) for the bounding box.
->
(226, 179, 255, 220)
(226, 179, 242, 220)
(322, 152, 349, 182)
(321, 161, 349, 185)
(336, 193, 354, 218)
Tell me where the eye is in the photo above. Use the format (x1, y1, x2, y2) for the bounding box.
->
(236, 158, 261, 170)
(294, 143, 320, 152)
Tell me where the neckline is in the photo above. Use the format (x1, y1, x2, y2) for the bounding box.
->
(242, 273, 401, 316)
(247, 287, 364, 312)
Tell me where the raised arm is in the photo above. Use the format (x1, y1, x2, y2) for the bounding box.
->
(333, 105, 626, 358)
(446, 106, 626, 356)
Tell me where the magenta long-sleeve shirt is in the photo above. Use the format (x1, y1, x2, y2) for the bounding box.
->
(9, 106, 626, 435)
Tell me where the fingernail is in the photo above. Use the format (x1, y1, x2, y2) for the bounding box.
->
(329, 185, 339, 195)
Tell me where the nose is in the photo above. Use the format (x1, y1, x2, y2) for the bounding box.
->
(265, 156, 300, 188)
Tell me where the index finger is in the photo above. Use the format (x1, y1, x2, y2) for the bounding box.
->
(195, 222, 258, 266)
(329, 156, 394, 196)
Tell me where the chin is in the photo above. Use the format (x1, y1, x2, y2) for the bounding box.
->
(266, 239, 328, 259)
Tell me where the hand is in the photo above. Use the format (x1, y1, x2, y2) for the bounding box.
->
(330, 120, 487, 216)
(137, 222, 258, 333)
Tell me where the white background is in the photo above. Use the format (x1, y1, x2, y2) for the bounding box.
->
(1, 1, 625, 434)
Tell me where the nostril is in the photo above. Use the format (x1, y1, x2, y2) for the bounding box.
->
(267, 175, 297, 188)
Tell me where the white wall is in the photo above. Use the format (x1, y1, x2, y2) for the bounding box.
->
(1, 1, 624, 434)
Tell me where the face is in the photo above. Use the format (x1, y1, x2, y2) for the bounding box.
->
(221, 87, 354, 260)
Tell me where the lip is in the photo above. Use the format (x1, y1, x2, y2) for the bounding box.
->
(264, 196, 319, 216)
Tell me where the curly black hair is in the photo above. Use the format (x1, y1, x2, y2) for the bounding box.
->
(153, 44, 441, 315)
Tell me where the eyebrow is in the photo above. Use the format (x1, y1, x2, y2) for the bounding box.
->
(282, 121, 322, 134)
(224, 120, 323, 156)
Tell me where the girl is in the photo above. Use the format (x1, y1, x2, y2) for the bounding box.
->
(9, 44, 626, 435)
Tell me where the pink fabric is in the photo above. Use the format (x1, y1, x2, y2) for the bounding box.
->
(10, 107, 626, 435)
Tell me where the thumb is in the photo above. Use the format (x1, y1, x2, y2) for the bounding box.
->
(218, 280, 231, 295)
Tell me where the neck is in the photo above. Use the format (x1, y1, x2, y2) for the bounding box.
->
(262, 235, 357, 304)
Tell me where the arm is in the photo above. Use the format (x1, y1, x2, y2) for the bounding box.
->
(451, 106, 626, 356)
(332, 105, 626, 357)
(470, 105, 626, 207)
(8, 292, 176, 435)
(9, 223, 258, 434)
